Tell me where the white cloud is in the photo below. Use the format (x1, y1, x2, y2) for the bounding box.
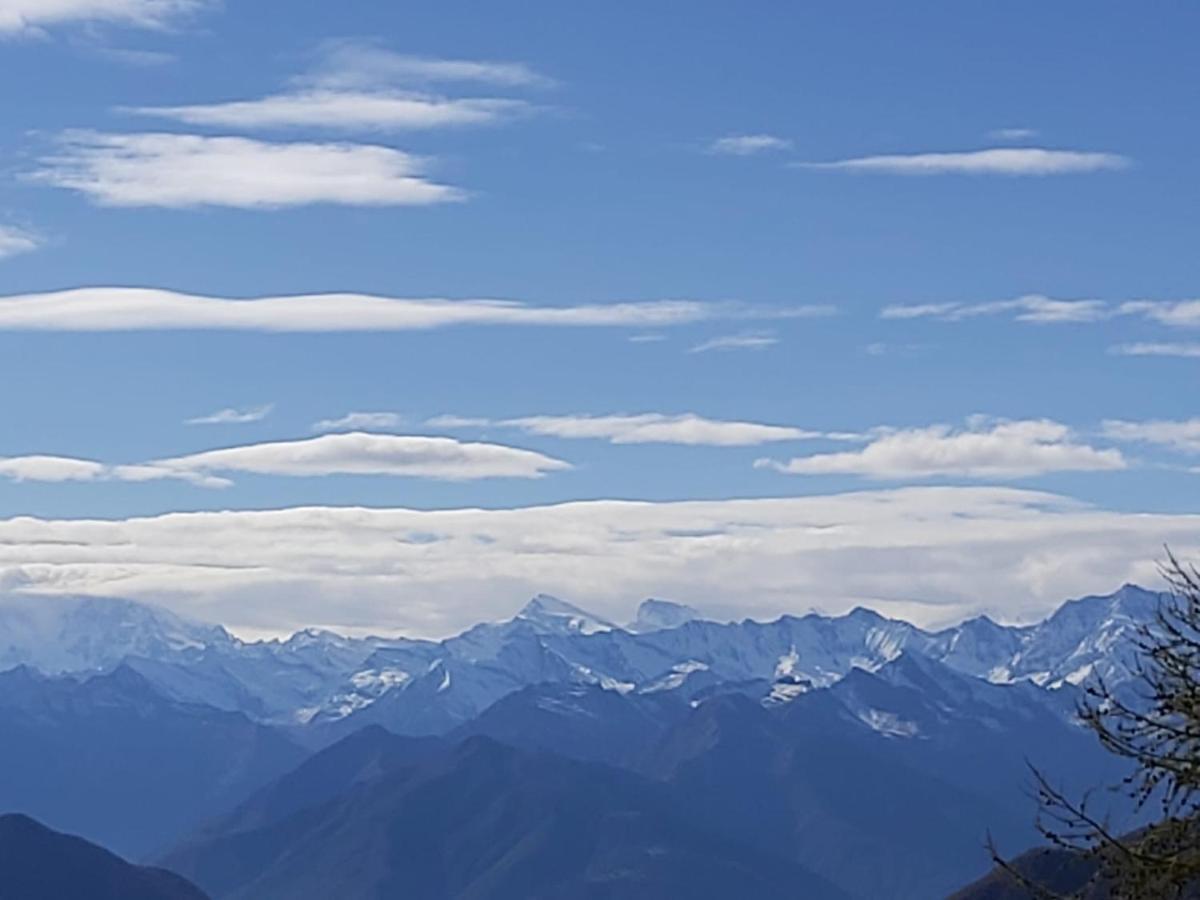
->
(756, 419, 1126, 479)
(881, 294, 1112, 323)
(988, 128, 1038, 141)
(0, 487, 1194, 637)
(1102, 418, 1200, 455)
(882, 295, 1200, 330)
(1110, 342, 1200, 359)
(126, 91, 532, 132)
(313, 412, 404, 433)
(428, 412, 845, 447)
(709, 134, 792, 156)
(1118, 300, 1200, 328)
(186, 405, 273, 426)
(797, 147, 1129, 175)
(0, 455, 108, 482)
(30, 132, 463, 209)
(304, 40, 552, 90)
(690, 331, 778, 353)
(0, 454, 228, 487)
(153, 432, 570, 481)
(0, 287, 818, 332)
(0, 0, 205, 34)
(0, 225, 40, 260)
(0, 434, 569, 487)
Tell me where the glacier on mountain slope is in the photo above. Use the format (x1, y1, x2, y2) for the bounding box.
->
(0, 584, 1169, 731)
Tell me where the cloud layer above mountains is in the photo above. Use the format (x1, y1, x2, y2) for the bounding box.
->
(1, 486, 1194, 638)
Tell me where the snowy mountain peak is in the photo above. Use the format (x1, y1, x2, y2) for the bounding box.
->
(628, 598, 701, 633)
(0, 593, 231, 676)
(515, 595, 616, 635)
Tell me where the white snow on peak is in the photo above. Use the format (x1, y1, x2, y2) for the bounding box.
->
(764, 679, 811, 706)
(858, 708, 921, 738)
(642, 660, 710, 693)
(774, 647, 800, 680)
(0, 593, 229, 675)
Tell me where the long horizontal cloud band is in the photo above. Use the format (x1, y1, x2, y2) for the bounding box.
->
(425, 412, 863, 447)
(30, 132, 462, 209)
(0, 288, 833, 332)
(881, 293, 1200, 328)
(796, 147, 1129, 176)
(1, 487, 1195, 638)
(756, 419, 1126, 479)
(0, 433, 570, 485)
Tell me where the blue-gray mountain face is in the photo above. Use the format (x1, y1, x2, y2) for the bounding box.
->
(0, 585, 1162, 899)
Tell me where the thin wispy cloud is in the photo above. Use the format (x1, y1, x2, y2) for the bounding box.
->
(128, 40, 548, 132)
(127, 93, 532, 131)
(0, 287, 827, 332)
(882, 294, 1200, 330)
(313, 412, 404, 432)
(0, 0, 208, 35)
(29, 132, 463, 209)
(1102, 418, 1200, 454)
(756, 418, 1125, 479)
(708, 134, 792, 156)
(1110, 342, 1200, 359)
(690, 331, 778, 353)
(796, 147, 1129, 175)
(1118, 299, 1200, 328)
(304, 40, 553, 90)
(91, 45, 176, 66)
(185, 405, 273, 426)
(428, 412, 853, 447)
(881, 294, 1112, 323)
(988, 127, 1038, 141)
(0, 225, 41, 260)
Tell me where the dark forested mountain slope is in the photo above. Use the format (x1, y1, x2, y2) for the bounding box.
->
(164, 736, 849, 900)
(0, 814, 209, 900)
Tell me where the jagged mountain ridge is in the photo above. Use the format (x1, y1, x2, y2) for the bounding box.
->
(157, 651, 1134, 900)
(0, 585, 1167, 736)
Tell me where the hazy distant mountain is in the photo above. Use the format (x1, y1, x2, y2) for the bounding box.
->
(0, 594, 229, 675)
(0, 592, 424, 724)
(157, 648, 1134, 900)
(627, 598, 701, 632)
(0, 814, 209, 900)
(0, 585, 1169, 738)
(164, 735, 847, 900)
(0, 665, 305, 858)
(0, 583, 1165, 898)
(454, 682, 687, 768)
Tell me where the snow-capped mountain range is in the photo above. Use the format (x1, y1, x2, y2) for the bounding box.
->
(0, 584, 1165, 733)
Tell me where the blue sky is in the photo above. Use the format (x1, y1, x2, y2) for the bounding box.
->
(0, 1, 1197, 634)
